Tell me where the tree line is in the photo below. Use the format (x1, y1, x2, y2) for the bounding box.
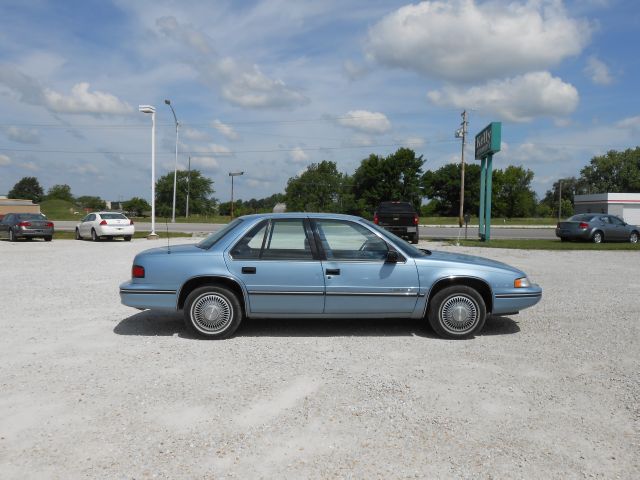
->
(6, 146, 640, 218)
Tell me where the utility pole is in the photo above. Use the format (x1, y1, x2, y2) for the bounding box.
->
(455, 110, 468, 227)
(185, 156, 191, 218)
(558, 180, 562, 221)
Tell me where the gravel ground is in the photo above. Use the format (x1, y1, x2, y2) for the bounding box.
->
(0, 237, 638, 479)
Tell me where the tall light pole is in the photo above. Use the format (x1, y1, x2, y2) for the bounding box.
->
(164, 99, 179, 223)
(455, 110, 468, 228)
(185, 156, 191, 218)
(138, 105, 158, 239)
(229, 171, 244, 218)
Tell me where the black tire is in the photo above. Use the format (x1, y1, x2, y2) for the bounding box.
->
(9, 229, 16, 242)
(592, 230, 603, 244)
(427, 285, 486, 339)
(44, 236, 52, 242)
(75, 229, 82, 240)
(183, 286, 242, 339)
(560, 237, 568, 242)
(411, 235, 419, 245)
(124, 235, 132, 242)
(91, 229, 99, 242)
(630, 232, 638, 244)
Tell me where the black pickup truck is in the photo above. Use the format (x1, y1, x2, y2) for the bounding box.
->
(373, 201, 420, 244)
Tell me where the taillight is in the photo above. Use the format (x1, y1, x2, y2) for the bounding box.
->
(46, 222, 54, 227)
(556, 223, 560, 228)
(100, 220, 107, 225)
(132, 265, 145, 278)
(374, 214, 379, 224)
(413, 214, 419, 225)
(578, 222, 589, 229)
(129, 219, 134, 225)
(18, 221, 31, 227)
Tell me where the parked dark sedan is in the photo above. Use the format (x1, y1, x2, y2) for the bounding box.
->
(0, 213, 54, 241)
(556, 213, 639, 243)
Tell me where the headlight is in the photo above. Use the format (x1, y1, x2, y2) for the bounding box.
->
(514, 277, 531, 288)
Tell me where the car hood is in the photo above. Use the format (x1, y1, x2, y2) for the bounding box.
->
(421, 250, 524, 275)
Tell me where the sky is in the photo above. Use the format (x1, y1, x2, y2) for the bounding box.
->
(0, 0, 638, 205)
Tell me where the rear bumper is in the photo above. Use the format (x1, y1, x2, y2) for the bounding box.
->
(15, 228, 54, 238)
(380, 225, 418, 237)
(555, 228, 591, 240)
(98, 226, 135, 237)
(119, 282, 177, 310)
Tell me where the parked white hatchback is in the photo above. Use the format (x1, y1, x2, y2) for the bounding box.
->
(76, 212, 135, 241)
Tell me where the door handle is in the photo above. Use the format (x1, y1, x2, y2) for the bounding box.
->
(241, 266, 256, 274)
(326, 268, 340, 275)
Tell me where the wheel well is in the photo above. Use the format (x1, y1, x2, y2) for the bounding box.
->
(177, 276, 246, 311)
(427, 277, 493, 314)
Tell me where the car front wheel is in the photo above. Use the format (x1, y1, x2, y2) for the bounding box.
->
(592, 231, 603, 244)
(183, 286, 242, 339)
(427, 285, 486, 339)
(630, 232, 638, 244)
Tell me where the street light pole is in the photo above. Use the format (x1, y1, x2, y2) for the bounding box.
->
(229, 171, 244, 218)
(138, 105, 158, 239)
(185, 156, 191, 218)
(164, 99, 179, 223)
(455, 110, 468, 228)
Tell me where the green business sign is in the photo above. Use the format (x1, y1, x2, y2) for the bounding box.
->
(474, 122, 501, 160)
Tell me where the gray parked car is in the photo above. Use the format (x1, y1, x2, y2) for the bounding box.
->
(0, 213, 55, 241)
(556, 213, 639, 243)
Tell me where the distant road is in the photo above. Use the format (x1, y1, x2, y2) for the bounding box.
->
(54, 221, 556, 240)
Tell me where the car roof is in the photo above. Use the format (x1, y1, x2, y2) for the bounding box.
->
(238, 212, 364, 221)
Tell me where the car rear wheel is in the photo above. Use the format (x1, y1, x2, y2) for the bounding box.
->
(75, 229, 82, 240)
(44, 236, 52, 242)
(427, 285, 486, 339)
(91, 229, 99, 242)
(183, 286, 242, 339)
(592, 231, 603, 244)
(631, 232, 639, 244)
(124, 235, 132, 242)
(411, 234, 419, 244)
(560, 237, 568, 242)
(9, 229, 16, 242)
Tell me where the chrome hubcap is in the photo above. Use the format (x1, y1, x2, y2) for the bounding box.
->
(440, 295, 478, 334)
(191, 294, 233, 333)
(594, 233, 602, 243)
(631, 233, 638, 244)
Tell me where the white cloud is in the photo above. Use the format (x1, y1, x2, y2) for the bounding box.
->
(157, 16, 308, 109)
(366, 0, 591, 83)
(212, 119, 239, 141)
(343, 60, 370, 80)
(182, 127, 210, 142)
(616, 116, 640, 131)
(43, 82, 132, 115)
(427, 71, 579, 122)
(190, 156, 220, 171)
(337, 110, 391, 134)
(289, 147, 309, 164)
(20, 161, 39, 171)
(70, 163, 100, 175)
(6, 126, 40, 144)
(584, 56, 613, 85)
(0, 154, 11, 166)
(402, 136, 425, 148)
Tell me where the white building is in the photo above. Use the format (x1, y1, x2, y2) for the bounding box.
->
(574, 193, 640, 224)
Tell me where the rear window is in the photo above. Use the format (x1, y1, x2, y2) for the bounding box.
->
(568, 214, 596, 221)
(17, 213, 46, 220)
(197, 218, 244, 249)
(376, 202, 416, 214)
(100, 213, 127, 220)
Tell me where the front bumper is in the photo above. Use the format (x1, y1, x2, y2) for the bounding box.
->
(492, 285, 542, 315)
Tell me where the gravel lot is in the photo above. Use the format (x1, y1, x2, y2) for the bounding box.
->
(0, 237, 638, 479)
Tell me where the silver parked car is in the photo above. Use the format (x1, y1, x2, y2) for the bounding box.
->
(0, 212, 54, 241)
(556, 213, 639, 243)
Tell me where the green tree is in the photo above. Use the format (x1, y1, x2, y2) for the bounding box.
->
(539, 177, 581, 218)
(155, 170, 215, 217)
(491, 166, 537, 218)
(422, 163, 481, 216)
(8, 176, 44, 202)
(285, 161, 352, 213)
(46, 184, 74, 202)
(579, 147, 640, 193)
(76, 196, 106, 211)
(352, 148, 424, 216)
(122, 197, 151, 217)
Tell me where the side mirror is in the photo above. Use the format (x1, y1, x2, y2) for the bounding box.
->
(386, 250, 399, 263)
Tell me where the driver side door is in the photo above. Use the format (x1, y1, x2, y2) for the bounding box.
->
(314, 219, 420, 316)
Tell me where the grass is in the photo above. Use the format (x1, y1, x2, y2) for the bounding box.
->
(451, 238, 640, 250)
(52, 231, 193, 240)
(424, 216, 557, 226)
(40, 199, 82, 220)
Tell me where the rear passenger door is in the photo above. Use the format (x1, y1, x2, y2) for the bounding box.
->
(225, 218, 325, 314)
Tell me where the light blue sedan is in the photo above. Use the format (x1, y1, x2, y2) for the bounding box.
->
(120, 213, 542, 339)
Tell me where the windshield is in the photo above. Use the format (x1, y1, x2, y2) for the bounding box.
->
(363, 219, 427, 258)
(196, 218, 243, 249)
